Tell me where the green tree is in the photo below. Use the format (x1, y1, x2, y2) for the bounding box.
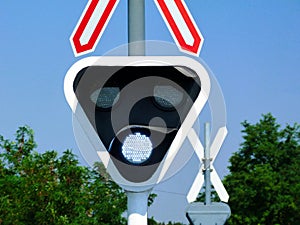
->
(224, 114, 300, 225)
(0, 126, 127, 225)
(147, 217, 184, 225)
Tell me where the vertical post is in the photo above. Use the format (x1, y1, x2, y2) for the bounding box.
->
(126, 0, 146, 225)
(128, 0, 145, 55)
(127, 2, 147, 224)
(126, 190, 150, 225)
(204, 122, 211, 205)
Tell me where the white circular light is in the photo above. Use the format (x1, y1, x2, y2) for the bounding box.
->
(122, 133, 153, 164)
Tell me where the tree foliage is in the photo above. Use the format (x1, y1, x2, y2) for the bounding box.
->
(224, 114, 300, 225)
(147, 217, 184, 225)
(0, 126, 127, 225)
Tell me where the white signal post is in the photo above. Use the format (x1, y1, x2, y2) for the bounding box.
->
(68, 1, 220, 225)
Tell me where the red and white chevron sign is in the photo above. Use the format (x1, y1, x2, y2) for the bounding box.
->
(70, 0, 203, 57)
(155, 0, 204, 56)
(70, 0, 120, 57)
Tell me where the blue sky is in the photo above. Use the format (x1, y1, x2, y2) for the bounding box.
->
(1, 0, 300, 223)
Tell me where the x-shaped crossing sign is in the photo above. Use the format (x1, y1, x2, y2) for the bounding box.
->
(187, 126, 229, 203)
(70, 0, 203, 56)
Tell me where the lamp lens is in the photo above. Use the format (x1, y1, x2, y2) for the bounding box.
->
(90, 87, 120, 109)
(122, 133, 153, 164)
(154, 85, 183, 109)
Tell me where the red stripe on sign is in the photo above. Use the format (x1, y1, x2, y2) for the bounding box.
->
(156, 0, 202, 55)
(174, 0, 201, 53)
(72, 0, 118, 54)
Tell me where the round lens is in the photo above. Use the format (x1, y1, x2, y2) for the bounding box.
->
(90, 87, 120, 109)
(122, 133, 153, 164)
(154, 85, 183, 110)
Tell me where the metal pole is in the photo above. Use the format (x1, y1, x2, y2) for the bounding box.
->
(126, 190, 150, 225)
(204, 122, 211, 205)
(128, 0, 145, 55)
(126, 0, 151, 225)
(127, 3, 147, 225)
